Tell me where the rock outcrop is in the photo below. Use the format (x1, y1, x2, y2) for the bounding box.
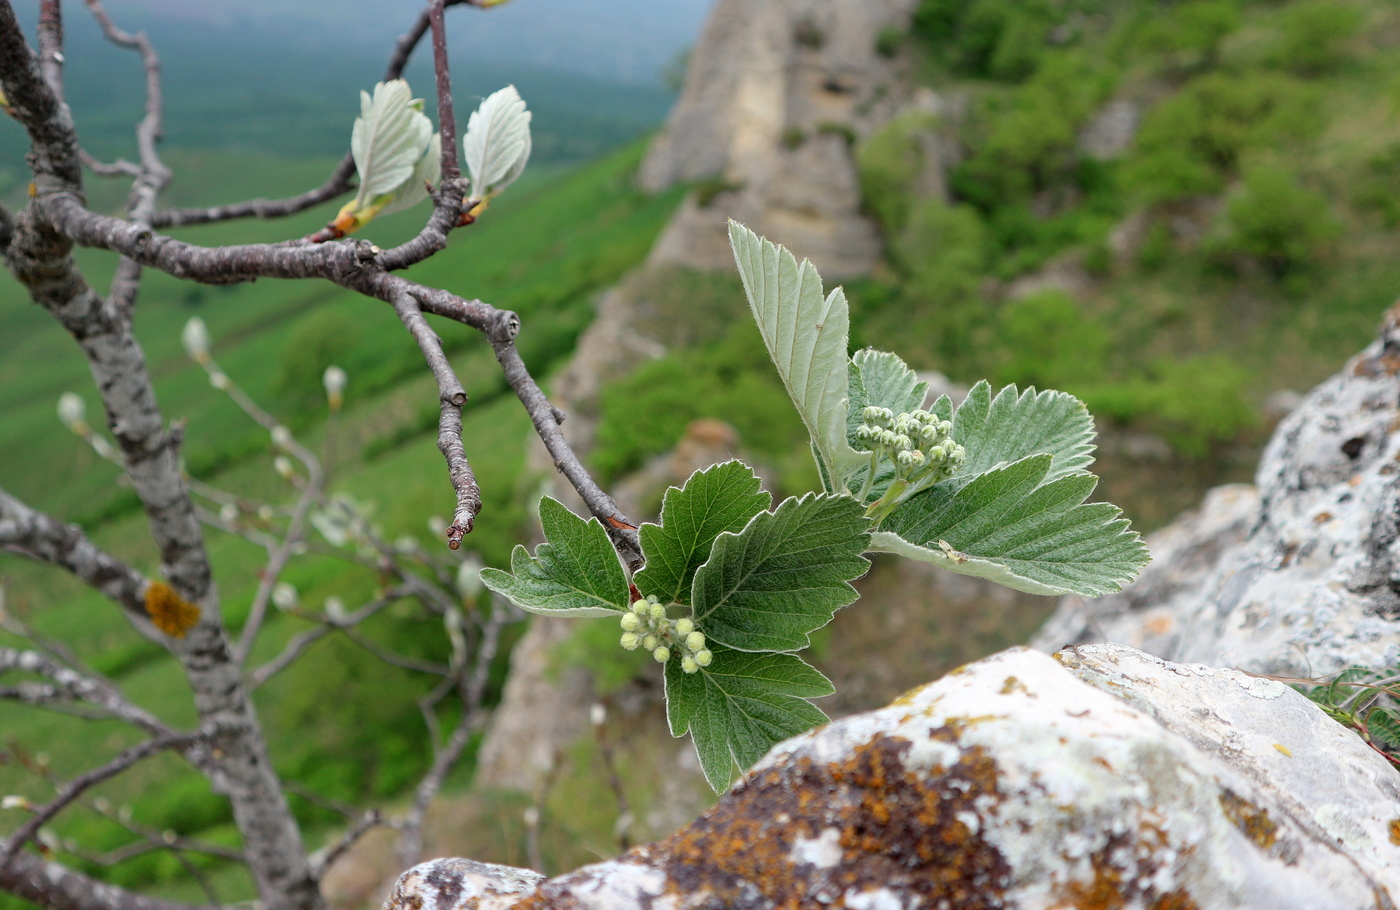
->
(386, 645, 1400, 910)
(638, 0, 920, 277)
(1035, 305, 1400, 678)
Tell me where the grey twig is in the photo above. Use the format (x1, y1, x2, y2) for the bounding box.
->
(2, 730, 205, 862)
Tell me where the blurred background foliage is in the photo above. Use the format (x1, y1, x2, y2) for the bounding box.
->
(4, 0, 1400, 903)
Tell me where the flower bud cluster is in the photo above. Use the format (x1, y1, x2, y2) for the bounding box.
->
(855, 406, 965, 485)
(619, 595, 712, 673)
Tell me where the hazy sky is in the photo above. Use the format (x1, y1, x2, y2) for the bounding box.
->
(88, 0, 717, 85)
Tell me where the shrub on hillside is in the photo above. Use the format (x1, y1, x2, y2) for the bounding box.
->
(1208, 164, 1339, 277)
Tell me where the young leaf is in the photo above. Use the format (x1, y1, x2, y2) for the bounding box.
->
(665, 646, 832, 792)
(873, 454, 1149, 596)
(351, 80, 435, 204)
(463, 85, 532, 199)
(952, 381, 1096, 485)
(691, 493, 869, 652)
(634, 461, 771, 606)
(729, 221, 862, 488)
(374, 133, 441, 219)
(479, 497, 629, 616)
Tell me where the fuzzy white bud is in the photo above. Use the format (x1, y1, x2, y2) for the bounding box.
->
(652, 646, 671, 663)
(620, 612, 641, 632)
(257, 505, 275, 522)
(641, 633, 659, 651)
(322, 366, 348, 409)
(455, 555, 484, 600)
(681, 656, 699, 674)
(219, 503, 238, 524)
(271, 582, 298, 611)
(648, 602, 666, 621)
(274, 456, 295, 480)
(684, 630, 706, 652)
(181, 317, 210, 362)
(57, 392, 86, 431)
(695, 648, 713, 667)
(270, 425, 293, 450)
(324, 597, 347, 623)
(209, 372, 231, 391)
(2, 795, 31, 811)
(675, 617, 694, 637)
(620, 631, 640, 650)
(590, 703, 607, 726)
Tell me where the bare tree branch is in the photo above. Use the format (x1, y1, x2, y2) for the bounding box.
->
(2, 730, 205, 862)
(0, 648, 177, 738)
(389, 288, 481, 547)
(310, 810, 383, 879)
(0, 849, 206, 910)
(0, 487, 152, 628)
(36, 0, 62, 100)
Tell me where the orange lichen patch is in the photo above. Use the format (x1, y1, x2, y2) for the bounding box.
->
(1313, 511, 1334, 524)
(638, 730, 1012, 909)
(1219, 788, 1277, 850)
(1389, 818, 1400, 846)
(1000, 676, 1030, 696)
(144, 581, 200, 638)
(1057, 827, 1200, 910)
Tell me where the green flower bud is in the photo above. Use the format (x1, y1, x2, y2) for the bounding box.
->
(632, 598, 649, 612)
(620, 631, 640, 650)
(649, 602, 666, 621)
(620, 612, 640, 631)
(685, 630, 706, 651)
(681, 656, 699, 674)
(675, 617, 694, 636)
(928, 445, 945, 460)
(695, 648, 713, 667)
(641, 634, 659, 651)
(653, 646, 671, 663)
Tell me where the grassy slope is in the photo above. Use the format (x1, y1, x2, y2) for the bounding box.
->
(0, 141, 683, 905)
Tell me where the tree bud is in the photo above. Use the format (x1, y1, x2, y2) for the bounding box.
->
(181, 317, 210, 363)
(620, 631, 640, 650)
(681, 656, 699, 674)
(685, 630, 706, 652)
(271, 582, 298, 611)
(620, 612, 641, 631)
(675, 617, 694, 636)
(695, 648, 713, 667)
(641, 634, 659, 651)
(649, 602, 666, 621)
(652, 646, 671, 663)
(271, 425, 293, 450)
(56, 392, 87, 433)
(209, 372, 231, 391)
(323, 365, 348, 410)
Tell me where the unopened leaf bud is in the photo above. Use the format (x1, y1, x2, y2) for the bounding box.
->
(325, 597, 347, 623)
(652, 646, 671, 663)
(57, 392, 86, 432)
(675, 617, 694, 636)
(323, 366, 348, 411)
(219, 503, 238, 524)
(695, 648, 713, 667)
(681, 656, 699, 674)
(209, 372, 231, 391)
(590, 703, 607, 726)
(274, 456, 295, 480)
(641, 634, 659, 651)
(271, 425, 293, 450)
(181, 317, 210, 363)
(257, 505, 274, 522)
(684, 630, 706, 651)
(620, 612, 641, 631)
(1, 795, 31, 811)
(271, 582, 298, 611)
(620, 631, 640, 650)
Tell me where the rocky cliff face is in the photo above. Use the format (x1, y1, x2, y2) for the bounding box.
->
(638, 0, 920, 277)
(1036, 304, 1400, 678)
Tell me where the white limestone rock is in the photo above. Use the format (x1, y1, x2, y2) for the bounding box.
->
(385, 645, 1400, 910)
(1035, 305, 1400, 678)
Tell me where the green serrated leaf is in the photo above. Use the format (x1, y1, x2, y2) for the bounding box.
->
(874, 455, 1149, 596)
(729, 221, 862, 484)
(692, 493, 869, 652)
(665, 646, 832, 791)
(351, 80, 435, 204)
(635, 461, 771, 605)
(479, 497, 629, 616)
(953, 381, 1096, 485)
